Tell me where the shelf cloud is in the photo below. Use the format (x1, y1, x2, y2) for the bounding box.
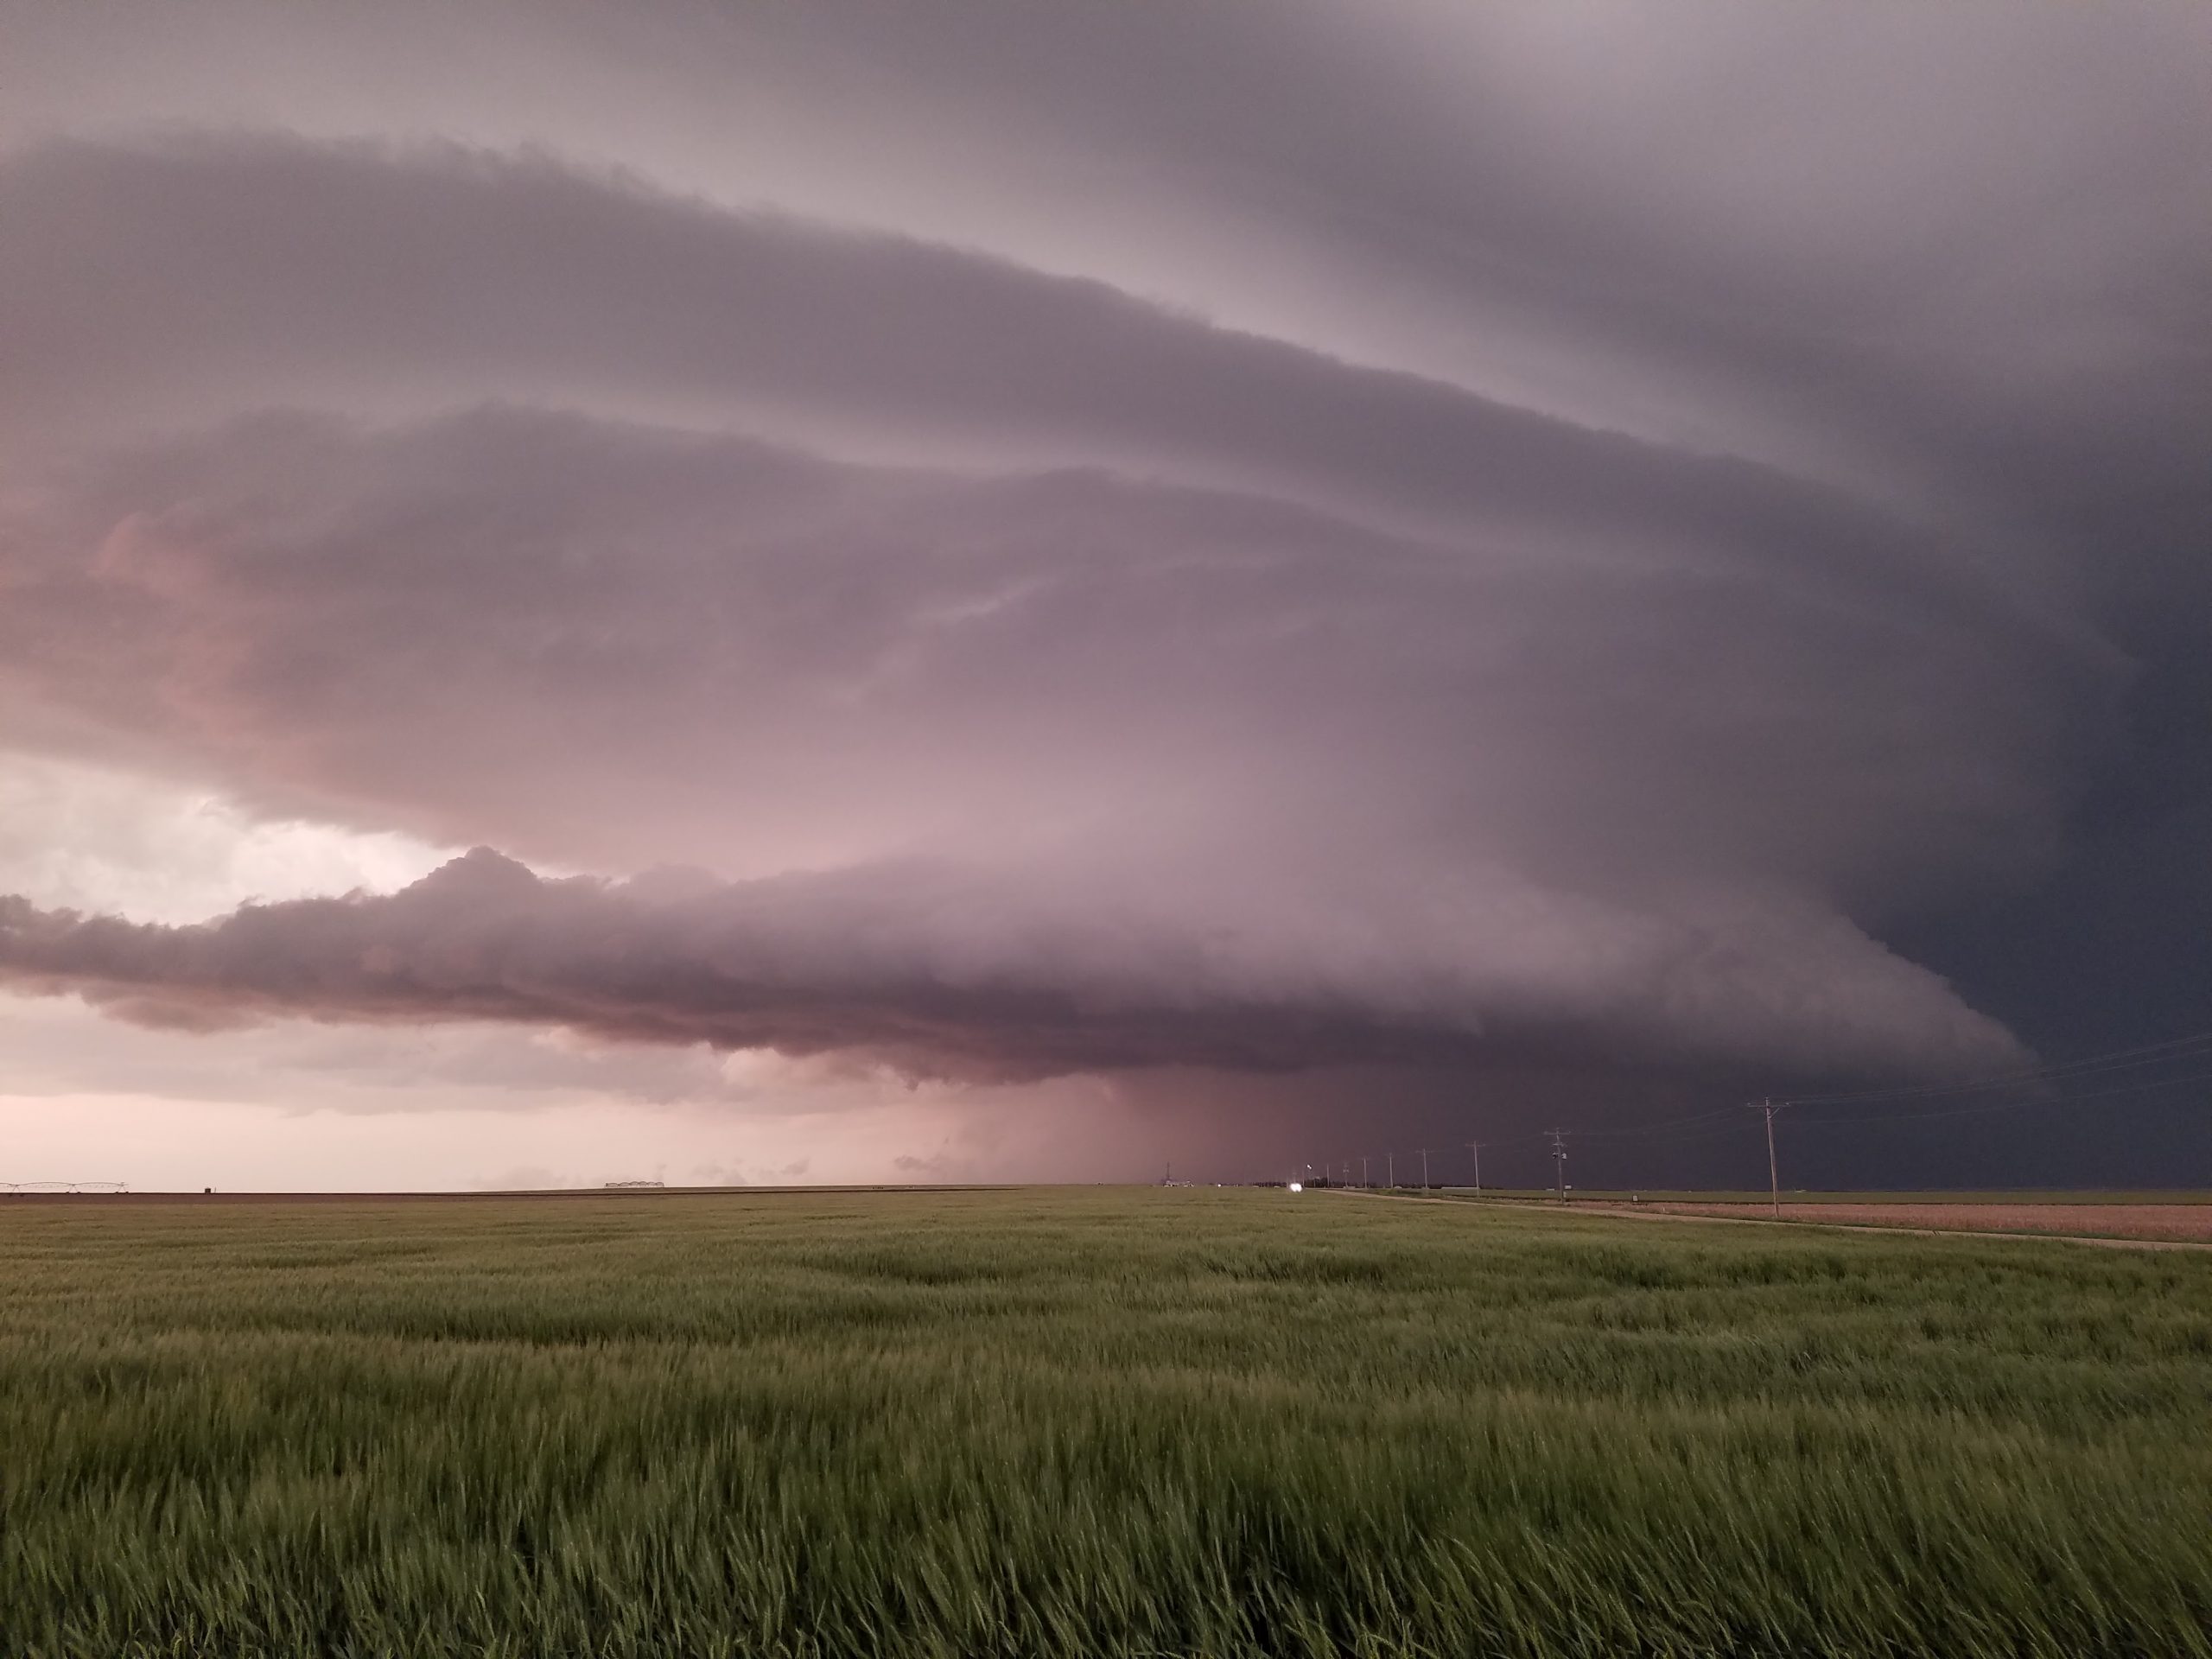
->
(0, 1, 2205, 1179)
(1, 842, 2024, 1084)
(0, 383, 2063, 1087)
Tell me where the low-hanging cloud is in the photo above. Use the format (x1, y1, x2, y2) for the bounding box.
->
(0, 4, 2206, 1162)
(0, 394, 2088, 1083)
(0, 843, 2024, 1083)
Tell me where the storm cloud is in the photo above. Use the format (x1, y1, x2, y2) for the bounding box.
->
(0, 389, 2063, 1084)
(0, 1, 2206, 1179)
(0, 836, 2027, 1084)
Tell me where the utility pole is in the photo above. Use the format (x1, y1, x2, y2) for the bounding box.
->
(1417, 1147, 1433, 1189)
(1548, 1129, 1568, 1203)
(1387, 1152, 1395, 1188)
(1360, 1155, 1370, 1189)
(1465, 1141, 1482, 1194)
(1752, 1098, 1787, 1218)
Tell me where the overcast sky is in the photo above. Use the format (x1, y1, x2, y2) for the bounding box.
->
(2, 1, 2207, 1191)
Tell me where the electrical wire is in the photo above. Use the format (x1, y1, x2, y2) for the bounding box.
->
(1334, 1026, 2212, 1183)
(1775, 1027, 2212, 1107)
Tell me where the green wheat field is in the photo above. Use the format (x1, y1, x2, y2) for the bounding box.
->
(3, 1188, 2209, 1657)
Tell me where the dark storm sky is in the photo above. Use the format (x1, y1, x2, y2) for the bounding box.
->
(0, 2, 2206, 1187)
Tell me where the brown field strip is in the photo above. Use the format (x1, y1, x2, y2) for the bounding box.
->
(1631, 1201, 2212, 1245)
(1330, 1188, 2212, 1249)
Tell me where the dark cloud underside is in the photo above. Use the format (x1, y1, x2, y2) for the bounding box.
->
(0, 2, 2206, 1173)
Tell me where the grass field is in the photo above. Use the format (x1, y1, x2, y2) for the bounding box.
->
(3, 1188, 2210, 1657)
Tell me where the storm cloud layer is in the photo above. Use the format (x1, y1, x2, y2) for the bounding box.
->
(0, 840, 2024, 1084)
(0, 1, 2207, 1176)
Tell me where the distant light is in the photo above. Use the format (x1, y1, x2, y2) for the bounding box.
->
(1288, 1181, 1303, 1193)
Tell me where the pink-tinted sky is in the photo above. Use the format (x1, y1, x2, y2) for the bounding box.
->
(2, 2, 2209, 1189)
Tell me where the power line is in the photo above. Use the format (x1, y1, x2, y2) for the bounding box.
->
(1402, 1024, 2212, 1200)
(1791, 1061, 2212, 1128)
(1548, 1032, 2212, 1146)
(1778, 1027, 2212, 1107)
(1573, 1106, 1745, 1141)
(1752, 1098, 1783, 1217)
